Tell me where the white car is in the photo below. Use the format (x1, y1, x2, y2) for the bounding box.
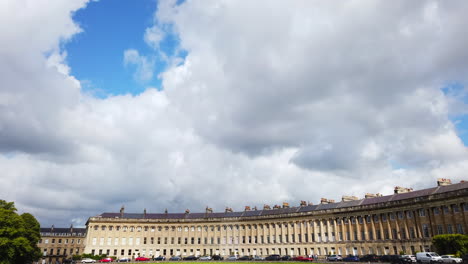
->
(199, 256, 212, 261)
(81, 259, 96, 263)
(227, 255, 238, 261)
(441, 255, 462, 263)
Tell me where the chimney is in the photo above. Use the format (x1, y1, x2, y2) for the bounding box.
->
(225, 207, 233, 213)
(320, 198, 329, 204)
(185, 209, 190, 214)
(70, 224, 73, 233)
(263, 204, 271, 210)
(308, 202, 314, 206)
(365, 193, 383, 198)
(164, 208, 168, 214)
(253, 206, 258, 211)
(437, 178, 452, 186)
(282, 202, 290, 208)
(300, 200, 307, 207)
(205, 207, 213, 214)
(273, 205, 281, 209)
(244, 206, 251, 211)
(120, 206, 125, 218)
(143, 208, 147, 218)
(342, 195, 359, 202)
(394, 186, 413, 194)
(51, 224, 54, 232)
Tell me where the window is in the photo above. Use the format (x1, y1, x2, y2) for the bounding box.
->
(373, 215, 379, 223)
(94, 226, 98, 230)
(401, 228, 407, 239)
(177, 227, 182, 231)
(45, 239, 49, 244)
(144, 226, 148, 231)
(116, 226, 121, 231)
(419, 209, 426, 217)
(443, 206, 449, 214)
(456, 224, 464, 234)
(422, 225, 429, 238)
(437, 225, 443, 235)
(101, 226, 106, 231)
(109, 226, 113, 231)
(447, 224, 453, 234)
(144, 237, 147, 244)
(398, 211, 404, 219)
(390, 213, 395, 220)
(464, 203, 468, 212)
(433, 207, 440, 215)
(58, 239, 62, 244)
(358, 216, 363, 224)
(409, 227, 415, 239)
(366, 216, 371, 223)
(381, 214, 387, 222)
(452, 205, 460, 213)
(406, 211, 412, 219)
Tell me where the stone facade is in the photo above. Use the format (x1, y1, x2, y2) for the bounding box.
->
(42, 179, 468, 260)
(38, 225, 86, 263)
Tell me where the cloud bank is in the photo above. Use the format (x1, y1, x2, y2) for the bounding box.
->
(1, 0, 468, 227)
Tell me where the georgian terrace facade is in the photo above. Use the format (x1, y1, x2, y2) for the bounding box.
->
(84, 179, 468, 259)
(38, 225, 87, 264)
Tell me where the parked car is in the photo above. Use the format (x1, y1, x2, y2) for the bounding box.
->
(328, 255, 343, 261)
(63, 259, 76, 264)
(265, 255, 281, 261)
(281, 255, 292, 261)
(401, 255, 417, 263)
(342, 255, 360, 262)
(359, 255, 379, 262)
(227, 255, 238, 261)
(441, 255, 462, 263)
(98, 258, 113, 263)
(461, 254, 468, 264)
(169, 256, 182, 261)
(81, 259, 96, 263)
(380, 255, 400, 263)
(154, 256, 166, 261)
(213, 255, 224, 261)
(238, 256, 253, 261)
(136, 256, 151, 261)
(416, 252, 442, 263)
(183, 255, 199, 261)
(293, 256, 314, 262)
(199, 256, 212, 261)
(253, 256, 265, 261)
(117, 258, 131, 262)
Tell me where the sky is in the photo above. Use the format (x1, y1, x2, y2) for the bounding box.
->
(1, 0, 468, 228)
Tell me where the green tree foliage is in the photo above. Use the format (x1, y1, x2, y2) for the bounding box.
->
(0, 200, 41, 264)
(432, 234, 468, 256)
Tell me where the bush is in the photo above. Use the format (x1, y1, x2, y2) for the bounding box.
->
(432, 234, 468, 257)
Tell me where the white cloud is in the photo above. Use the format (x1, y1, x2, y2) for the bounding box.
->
(2, 0, 468, 227)
(123, 49, 155, 83)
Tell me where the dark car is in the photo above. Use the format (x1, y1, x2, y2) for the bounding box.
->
(360, 255, 379, 262)
(462, 254, 468, 264)
(169, 256, 182, 261)
(265, 255, 281, 261)
(154, 256, 166, 261)
(183, 256, 199, 261)
(239, 256, 253, 261)
(213, 255, 224, 261)
(380, 255, 401, 264)
(63, 259, 76, 264)
(343, 255, 360, 262)
(281, 256, 292, 261)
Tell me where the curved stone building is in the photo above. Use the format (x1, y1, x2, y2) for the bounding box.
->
(84, 179, 467, 259)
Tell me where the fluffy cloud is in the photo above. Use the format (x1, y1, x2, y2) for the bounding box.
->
(123, 49, 155, 83)
(1, 0, 468, 227)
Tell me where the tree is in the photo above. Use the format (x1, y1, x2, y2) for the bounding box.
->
(432, 234, 468, 256)
(0, 200, 41, 264)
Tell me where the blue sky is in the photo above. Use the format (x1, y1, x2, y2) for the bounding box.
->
(66, 0, 161, 96)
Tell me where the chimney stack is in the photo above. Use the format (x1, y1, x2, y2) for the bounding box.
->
(120, 206, 125, 218)
(342, 196, 359, 202)
(437, 178, 452, 186)
(205, 207, 213, 214)
(70, 224, 73, 233)
(263, 204, 271, 210)
(282, 202, 290, 208)
(245, 206, 251, 211)
(143, 208, 147, 218)
(394, 186, 413, 194)
(225, 207, 233, 213)
(365, 193, 383, 198)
